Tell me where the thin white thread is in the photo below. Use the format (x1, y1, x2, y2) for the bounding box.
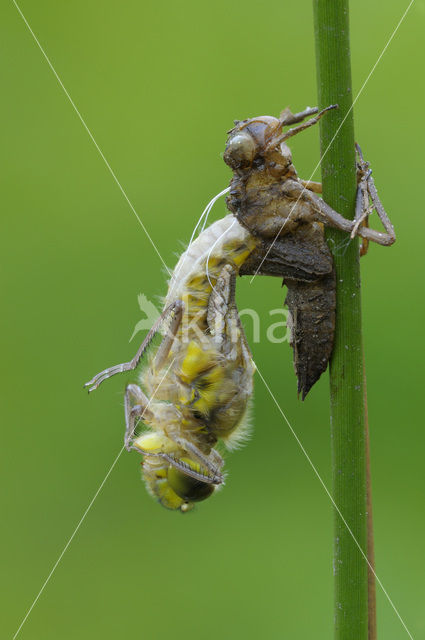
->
(249, 0, 415, 283)
(205, 219, 237, 291)
(12, 361, 175, 640)
(201, 187, 230, 232)
(12, 0, 171, 276)
(255, 365, 414, 639)
(169, 186, 230, 296)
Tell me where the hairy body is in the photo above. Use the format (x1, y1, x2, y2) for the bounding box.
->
(135, 216, 257, 511)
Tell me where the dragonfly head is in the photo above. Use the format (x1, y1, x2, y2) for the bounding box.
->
(141, 455, 216, 512)
(134, 431, 218, 512)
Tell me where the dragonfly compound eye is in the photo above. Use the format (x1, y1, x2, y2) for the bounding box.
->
(167, 466, 215, 503)
(223, 132, 256, 170)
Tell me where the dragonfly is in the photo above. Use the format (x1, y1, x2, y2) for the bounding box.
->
(85, 104, 395, 511)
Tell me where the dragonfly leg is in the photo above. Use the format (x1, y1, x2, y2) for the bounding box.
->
(84, 300, 183, 392)
(207, 265, 238, 353)
(134, 437, 224, 485)
(160, 437, 224, 485)
(124, 384, 152, 450)
(153, 300, 184, 370)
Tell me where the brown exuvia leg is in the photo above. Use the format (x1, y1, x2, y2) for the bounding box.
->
(279, 106, 320, 126)
(308, 191, 396, 247)
(300, 180, 322, 194)
(270, 105, 338, 149)
(355, 143, 395, 255)
(302, 144, 395, 250)
(352, 163, 371, 256)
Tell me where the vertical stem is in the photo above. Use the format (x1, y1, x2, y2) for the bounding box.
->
(313, 2, 368, 639)
(365, 366, 377, 640)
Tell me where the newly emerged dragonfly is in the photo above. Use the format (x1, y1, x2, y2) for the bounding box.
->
(85, 105, 395, 512)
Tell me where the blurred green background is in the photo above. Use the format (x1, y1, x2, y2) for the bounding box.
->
(2, 1, 424, 638)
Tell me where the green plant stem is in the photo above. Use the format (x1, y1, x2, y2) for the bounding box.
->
(364, 364, 377, 640)
(313, 2, 369, 638)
